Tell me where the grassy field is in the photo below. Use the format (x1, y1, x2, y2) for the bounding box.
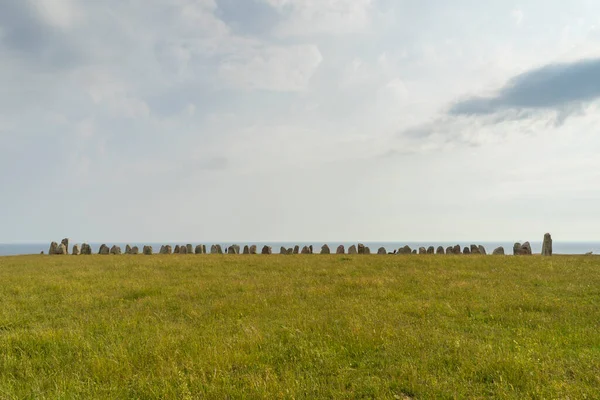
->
(0, 255, 599, 399)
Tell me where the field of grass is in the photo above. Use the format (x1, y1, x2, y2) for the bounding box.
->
(0, 254, 599, 399)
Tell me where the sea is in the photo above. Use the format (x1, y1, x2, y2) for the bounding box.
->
(1, 241, 599, 256)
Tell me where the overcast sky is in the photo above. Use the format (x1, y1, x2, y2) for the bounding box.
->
(2, 0, 600, 243)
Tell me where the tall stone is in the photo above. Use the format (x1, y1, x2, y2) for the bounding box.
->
(99, 244, 109, 255)
(174, 245, 181, 254)
(292, 245, 299, 254)
(321, 245, 331, 254)
(398, 245, 412, 255)
(478, 245, 487, 255)
(309, 245, 314, 254)
(357, 243, 366, 254)
(542, 233, 552, 256)
(427, 246, 435, 254)
(437, 246, 445, 255)
(261, 245, 272, 255)
(364, 247, 371, 255)
(301, 246, 310, 254)
(377, 247, 387, 255)
(228, 245, 240, 255)
(72, 244, 81, 255)
(49, 242, 58, 255)
(418, 247, 427, 255)
(463, 247, 471, 255)
(243, 245, 250, 254)
(453, 245, 461, 255)
(143, 245, 153, 255)
(280, 246, 288, 254)
(336, 245, 345, 254)
(348, 245, 357, 254)
(125, 244, 132, 254)
(287, 248, 293, 255)
(470, 245, 481, 255)
(56, 243, 67, 255)
(249, 245, 257, 255)
(81, 243, 92, 255)
(110, 245, 122, 255)
(61, 238, 69, 255)
(520, 242, 532, 255)
(131, 246, 139, 255)
(186, 244, 193, 254)
(513, 243, 522, 255)
(180, 245, 188, 255)
(195, 245, 204, 254)
(492, 247, 505, 255)
(446, 246, 453, 254)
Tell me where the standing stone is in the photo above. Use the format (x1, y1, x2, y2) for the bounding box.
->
(195, 245, 204, 254)
(110, 245, 122, 255)
(301, 246, 310, 254)
(131, 246, 139, 255)
(412, 250, 417, 254)
(72, 244, 81, 255)
(309, 245, 314, 254)
(336, 245, 345, 254)
(243, 245, 250, 254)
(513, 243, 522, 255)
(453, 245, 462, 255)
(364, 247, 371, 255)
(292, 245, 299, 254)
(210, 245, 223, 254)
(280, 246, 288, 254)
(437, 246, 445, 255)
(348, 245, 358, 254)
(377, 247, 387, 255)
(49, 242, 59, 255)
(520, 242, 532, 255)
(463, 247, 471, 255)
(228, 245, 240, 255)
(287, 248, 293, 254)
(163, 245, 173, 255)
(186, 244, 193, 254)
(125, 244, 132, 254)
(180, 245, 188, 255)
(542, 233, 553, 256)
(470, 245, 481, 255)
(248, 245, 256, 254)
(446, 246, 453, 254)
(261, 246, 272, 255)
(357, 243, 366, 254)
(83, 243, 92, 255)
(143, 245, 153, 255)
(99, 244, 109, 255)
(418, 247, 427, 255)
(174, 245, 181, 254)
(61, 238, 69, 255)
(427, 246, 435, 254)
(398, 245, 412, 255)
(321, 245, 331, 254)
(492, 247, 505, 255)
(478, 245, 487, 255)
(56, 243, 67, 255)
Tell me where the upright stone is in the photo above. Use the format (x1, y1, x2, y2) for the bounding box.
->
(492, 247, 505, 255)
(293, 245, 299, 254)
(195, 245, 204, 254)
(61, 238, 69, 255)
(412, 250, 417, 254)
(99, 244, 109, 255)
(186, 244, 193, 254)
(399, 245, 412, 255)
(261, 246, 272, 255)
(72, 244, 81, 255)
(437, 246, 445, 255)
(513, 243, 522, 255)
(446, 246, 453, 254)
(248, 245, 257, 254)
(180, 245, 188, 255)
(453, 245, 461, 255)
(174, 245, 181, 254)
(377, 247, 387, 255)
(364, 247, 371, 255)
(49, 242, 58, 255)
(470, 245, 481, 255)
(521, 242, 532, 255)
(301, 246, 310, 254)
(202, 245, 207, 254)
(463, 247, 471, 255)
(542, 233, 553, 256)
(357, 243, 365, 254)
(478, 245, 487, 255)
(321, 245, 331, 254)
(228, 245, 240, 255)
(81, 243, 92, 255)
(336, 245, 345, 254)
(143, 245, 153, 255)
(125, 244, 132, 254)
(131, 246, 139, 255)
(56, 243, 67, 255)
(280, 246, 288, 254)
(418, 247, 427, 255)
(110, 245, 122, 255)
(348, 245, 358, 254)
(309, 245, 314, 254)
(427, 246, 435, 254)
(243, 245, 250, 254)
(287, 248, 293, 254)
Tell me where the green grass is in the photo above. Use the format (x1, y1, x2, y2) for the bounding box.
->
(0, 254, 599, 399)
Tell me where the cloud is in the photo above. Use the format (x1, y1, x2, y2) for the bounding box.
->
(449, 57, 600, 117)
(219, 44, 323, 91)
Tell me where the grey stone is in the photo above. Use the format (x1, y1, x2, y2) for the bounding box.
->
(72, 244, 81, 255)
(321, 244, 331, 254)
(398, 245, 412, 255)
(228, 245, 240, 255)
(180, 245, 188, 255)
(110, 245, 122, 255)
(463, 247, 471, 255)
(99, 244, 109, 255)
(364, 247, 371, 255)
(61, 238, 69, 255)
(492, 247, 505, 255)
(377, 247, 387, 255)
(81, 243, 92, 255)
(125, 244, 132, 254)
(186, 244, 193, 254)
(293, 245, 299, 254)
(478, 245, 487, 255)
(161, 245, 173, 255)
(243, 245, 250, 254)
(261, 246, 272, 255)
(195, 245, 204, 254)
(174, 245, 181, 254)
(131, 246, 139, 255)
(418, 247, 427, 255)
(309, 245, 314, 254)
(250, 245, 257, 255)
(336, 245, 345, 254)
(412, 250, 417, 254)
(301, 246, 310, 254)
(453, 245, 461, 255)
(56, 243, 67, 255)
(427, 246, 435, 254)
(357, 243, 365, 254)
(446, 246, 453, 255)
(49, 242, 58, 255)
(348, 245, 357, 254)
(521, 242, 532, 255)
(437, 246, 445, 255)
(143, 245, 153, 255)
(542, 233, 552, 256)
(287, 248, 293, 255)
(280, 246, 288, 254)
(470, 245, 481, 255)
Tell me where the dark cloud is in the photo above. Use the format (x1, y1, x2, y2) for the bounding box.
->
(0, 1, 81, 69)
(450, 57, 600, 116)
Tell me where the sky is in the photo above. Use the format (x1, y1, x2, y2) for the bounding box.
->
(1, 0, 600, 243)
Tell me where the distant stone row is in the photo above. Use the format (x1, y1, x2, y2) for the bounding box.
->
(47, 234, 553, 256)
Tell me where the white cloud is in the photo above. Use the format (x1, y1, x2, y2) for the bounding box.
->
(33, 0, 83, 29)
(511, 8, 524, 25)
(219, 45, 323, 91)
